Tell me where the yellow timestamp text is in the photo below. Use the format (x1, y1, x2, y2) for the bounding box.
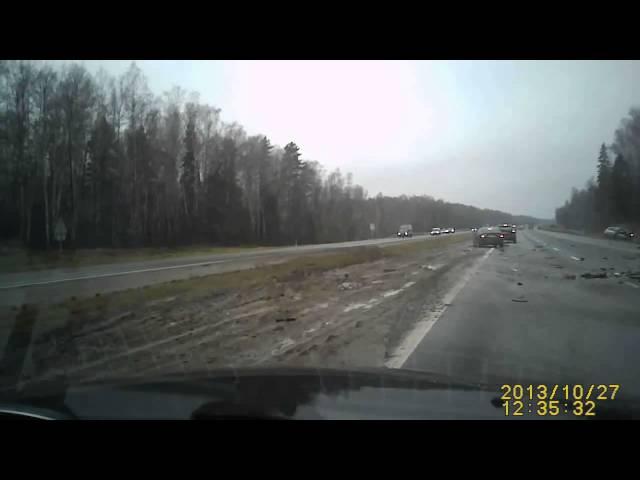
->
(499, 384, 620, 417)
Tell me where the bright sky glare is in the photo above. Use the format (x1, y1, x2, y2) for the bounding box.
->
(66, 60, 640, 218)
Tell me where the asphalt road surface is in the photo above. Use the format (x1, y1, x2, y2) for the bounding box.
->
(400, 227, 640, 399)
(0, 232, 464, 306)
(5, 226, 640, 406)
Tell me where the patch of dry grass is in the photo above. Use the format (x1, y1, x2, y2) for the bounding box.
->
(0, 244, 272, 273)
(381, 233, 469, 256)
(6, 233, 471, 334)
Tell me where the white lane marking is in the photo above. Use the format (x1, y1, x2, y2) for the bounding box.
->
(343, 282, 417, 312)
(1, 233, 471, 291)
(383, 282, 415, 298)
(343, 298, 378, 313)
(383, 289, 402, 298)
(552, 247, 560, 252)
(385, 247, 494, 369)
(625, 282, 640, 289)
(0, 259, 229, 290)
(570, 256, 582, 261)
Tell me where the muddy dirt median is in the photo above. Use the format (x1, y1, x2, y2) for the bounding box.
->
(1, 234, 477, 391)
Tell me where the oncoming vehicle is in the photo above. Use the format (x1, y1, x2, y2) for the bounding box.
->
(499, 223, 517, 243)
(473, 227, 505, 248)
(430, 227, 441, 236)
(449, 227, 456, 233)
(397, 224, 413, 238)
(604, 226, 636, 241)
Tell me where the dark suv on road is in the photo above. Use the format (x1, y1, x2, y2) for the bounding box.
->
(473, 227, 505, 248)
(499, 224, 517, 243)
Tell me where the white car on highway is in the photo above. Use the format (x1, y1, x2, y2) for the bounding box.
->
(604, 225, 636, 241)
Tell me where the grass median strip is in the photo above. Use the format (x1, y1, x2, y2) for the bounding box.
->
(72, 233, 469, 312)
(7, 233, 470, 334)
(0, 244, 273, 274)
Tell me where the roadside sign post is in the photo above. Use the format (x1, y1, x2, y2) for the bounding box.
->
(370, 223, 376, 239)
(54, 218, 67, 253)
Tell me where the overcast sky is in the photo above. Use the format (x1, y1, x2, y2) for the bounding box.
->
(67, 60, 640, 219)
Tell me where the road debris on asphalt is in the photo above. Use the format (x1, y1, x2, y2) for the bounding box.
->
(338, 282, 360, 291)
(275, 317, 297, 323)
(563, 274, 577, 280)
(512, 296, 528, 303)
(581, 272, 607, 279)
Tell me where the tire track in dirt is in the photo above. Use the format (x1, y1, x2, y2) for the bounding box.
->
(15, 237, 478, 388)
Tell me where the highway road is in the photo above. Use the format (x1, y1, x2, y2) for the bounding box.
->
(396, 227, 640, 399)
(4, 226, 640, 408)
(0, 232, 464, 306)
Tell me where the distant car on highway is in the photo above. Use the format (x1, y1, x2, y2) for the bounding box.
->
(441, 228, 451, 234)
(473, 227, 505, 248)
(449, 227, 456, 233)
(430, 227, 441, 236)
(471, 227, 478, 233)
(499, 223, 517, 243)
(604, 225, 636, 241)
(397, 224, 413, 238)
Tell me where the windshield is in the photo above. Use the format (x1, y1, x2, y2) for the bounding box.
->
(1, 60, 640, 419)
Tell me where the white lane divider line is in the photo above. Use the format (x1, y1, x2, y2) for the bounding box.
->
(343, 282, 417, 313)
(570, 256, 582, 261)
(383, 281, 417, 299)
(625, 282, 640, 289)
(552, 247, 560, 252)
(0, 259, 230, 290)
(385, 247, 495, 369)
